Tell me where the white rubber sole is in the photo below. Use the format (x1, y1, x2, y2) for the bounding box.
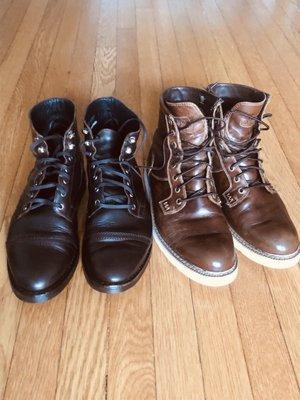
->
(231, 229, 300, 269)
(153, 227, 238, 287)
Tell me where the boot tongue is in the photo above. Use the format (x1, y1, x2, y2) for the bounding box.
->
(95, 128, 122, 159)
(166, 101, 207, 145)
(93, 127, 127, 205)
(166, 101, 209, 197)
(226, 99, 265, 144)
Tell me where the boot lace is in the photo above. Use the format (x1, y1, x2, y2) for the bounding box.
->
(221, 110, 272, 189)
(169, 116, 224, 202)
(24, 135, 72, 212)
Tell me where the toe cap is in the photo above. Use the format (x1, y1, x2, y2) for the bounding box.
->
(7, 241, 75, 293)
(244, 220, 299, 256)
(174, 232, 236, 273)
(83, 241, 150, 286)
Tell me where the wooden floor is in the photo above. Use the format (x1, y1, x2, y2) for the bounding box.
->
(0, 0, 300, 399)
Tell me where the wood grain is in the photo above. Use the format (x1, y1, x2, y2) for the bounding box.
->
(0, 0, 299, 399)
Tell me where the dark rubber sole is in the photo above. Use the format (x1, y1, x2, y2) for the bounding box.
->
(84, 244, 152, 294)
(7, 254, 79, 303)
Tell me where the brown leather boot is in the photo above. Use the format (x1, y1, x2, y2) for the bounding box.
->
(147, 87, 238, 286)
(207, 82, 300, 268)
(82, 98, 152, 293)
(6, 98, 85, 302)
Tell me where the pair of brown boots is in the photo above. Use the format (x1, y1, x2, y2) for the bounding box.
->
(147, 83, 299, 286)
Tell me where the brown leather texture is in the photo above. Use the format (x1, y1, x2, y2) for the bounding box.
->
(208, 82, 300, 256)
(148, 87, 237, 275)
(82, 97, 152, 293)
(6, 98, 85, 303)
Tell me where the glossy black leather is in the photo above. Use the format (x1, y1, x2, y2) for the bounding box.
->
(82, 97, 152, 293)
(6, 98, 85, 302)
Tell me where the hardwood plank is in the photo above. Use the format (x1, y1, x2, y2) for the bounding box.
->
(3, 0, 85, 398)
(260, 0, 300, 54)
(169, 2, 254, 398)
(191, 283, 253, 400)
(0, 0, 31, 64)
(0, 0, 65, 225)
(265, 268, 300, 383)
(231, 257, 300, 400)
(147, 3, 205, 398)
(54, 0, 111, 398)
(214, 0, 300, 181)
(118, 0, 135, 28)
(4, 298, 66, 400)
(0, 0, 49, 123)
(185, 0, 228, 83)
(195, 1, 300, 398)
(0, 0, 67, 397)
(106, 23, 156, 400)
(137, 2, 204, 399)
(152, 0, 185, 88)
(90, 0, 117, 99)
(246, 0, 300, 87)
(167, 0, 206, 87)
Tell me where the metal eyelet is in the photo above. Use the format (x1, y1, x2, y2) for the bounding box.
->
(126, 181, 130, 186)
(173, 175, 178, 181)
(129, 193, 133, 198)
(129, 136, 136, 144)
(175, 187, 181, 193)
(125, 147, 132, 155)
(68, 143, 75, 150)
(171, 142, 177, 149)
(67, 131, 75, 139)
(229, 165, 235, 172)
(93, 175, 98, 181)
(238, 188, 245, 194)
(38, 146, 46, 154)
(94, 187, 99, 192)
(85, 141, 91, 146)
(57, 203, 64, 210)
(176, 198, 182, 205)
(62, 179, 68, 185)
(60, 191, 67, 198)
(23, 205, 28, 211)
(234, 176, 240, 183)
(131, 204, 136, 210)
(95, 200, 101, 206)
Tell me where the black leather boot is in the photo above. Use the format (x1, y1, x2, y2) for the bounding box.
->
(82, 97, 152, 293)
(6, 98, 85, 303)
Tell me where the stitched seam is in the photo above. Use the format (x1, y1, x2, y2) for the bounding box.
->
(89, 232, 151, 243)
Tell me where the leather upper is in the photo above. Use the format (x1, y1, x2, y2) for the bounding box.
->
(208, 83, 299, 256)
(82, 97, 152, 286)
(149, 87, 236, 274)
(6, 98, 85, 294)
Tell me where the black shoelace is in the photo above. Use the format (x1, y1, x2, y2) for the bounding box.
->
(24, 134, 72, 212)
(221, 110, 272, 190)
(85, 137, 142, 211)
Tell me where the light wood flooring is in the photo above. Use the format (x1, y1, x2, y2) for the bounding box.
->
(0, 0, 300, 399)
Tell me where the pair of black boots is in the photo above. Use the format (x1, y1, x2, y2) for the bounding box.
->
(6, 98, 152, 303)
